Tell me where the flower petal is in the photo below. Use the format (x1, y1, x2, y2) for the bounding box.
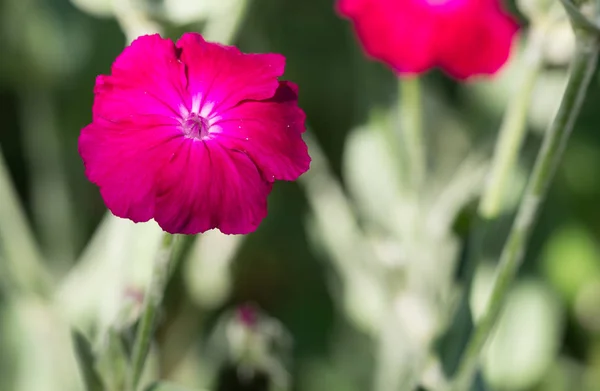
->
(339, 0, 437, 74)
(437, 8, 519, 79)
(154, 139, 272, 235)
(176, 33, 285, 115)
(93, 34, 189, 123)
(214, 81, 310, 181)
(337, 0, 518, 78)
(79, 116, 182, 222)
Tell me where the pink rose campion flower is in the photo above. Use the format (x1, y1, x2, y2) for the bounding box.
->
(79, 33, 310, 235)
(337, 0, 519, 79)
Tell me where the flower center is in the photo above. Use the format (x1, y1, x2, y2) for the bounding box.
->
(182, 113, 210, 140)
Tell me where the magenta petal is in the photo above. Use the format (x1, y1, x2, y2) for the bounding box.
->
(437, 11, 519, 79)
(176, 33, 285, 114)
(154, 139, 272, 235)
(341, 0, 437, 75)
(94, 34, 189, 122)
(337, 0, 519, 78)
(79, 117, 181, 222)
(80, 32, 309, 236)
(215, 82, 310, 182)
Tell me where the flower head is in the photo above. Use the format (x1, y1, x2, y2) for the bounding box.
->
(79, 33, 310, 235)
(337, 0, 519, 79)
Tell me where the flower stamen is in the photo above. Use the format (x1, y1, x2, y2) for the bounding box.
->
(182, 113, 210, 140)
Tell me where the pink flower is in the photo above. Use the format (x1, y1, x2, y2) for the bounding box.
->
(79, 33, 310, 235)
(337, 0, 519, 79)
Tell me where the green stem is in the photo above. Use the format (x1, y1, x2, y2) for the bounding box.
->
(0, 147, 53, 297)
(439, 21, 548, 375)
(479, 25, 547, 219)
(128, 233, 177, 391)
(450, 36, 600, 391)
(399, 77, 425, 190)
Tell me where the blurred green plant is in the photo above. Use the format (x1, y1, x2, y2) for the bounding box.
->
(2, 0, 600, 390)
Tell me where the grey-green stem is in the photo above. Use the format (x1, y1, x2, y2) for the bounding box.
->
(479, 23, 548, 219)
(450, 35, 600, 391)
(400, 77, 425, 190)
(439, 19, 550, 374)
(128, 233, 176, 391)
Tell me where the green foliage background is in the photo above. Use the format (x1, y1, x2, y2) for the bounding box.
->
(1, 0, 600, 390)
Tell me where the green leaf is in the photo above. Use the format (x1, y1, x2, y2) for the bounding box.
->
(71, 330, 104, 391)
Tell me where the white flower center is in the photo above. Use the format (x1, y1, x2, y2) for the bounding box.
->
(182, 113, 210, 139)
(179, 96, 220, 140)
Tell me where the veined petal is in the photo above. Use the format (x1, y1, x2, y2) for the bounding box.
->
(93, 34, 189, 122)
(79, 32, 309, 236)
(215, 82, 310, 182)
(154, 139, 272, 235)
(79, 116, 182, 222)
(176, 33, 285, 115)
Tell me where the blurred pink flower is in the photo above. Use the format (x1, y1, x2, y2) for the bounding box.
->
(79, 33, 310, 235)
(337, 0, 519, 79)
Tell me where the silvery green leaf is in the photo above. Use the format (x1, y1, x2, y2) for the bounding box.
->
(471, 265, 563, 390)
(483, 280, 563, 390)
(300, 131, 381, 275)
(162, 0, 234, 25)
(7, 297, 82, 391)
(529, 70, 569, 132)
(426, 152, 489, 235)
(342, 121, 407, 235)
(341, 270, 387, 335)
(184, 230, 243, 309)
(543, 19, 576, 66)
(56, 213, 163, 336)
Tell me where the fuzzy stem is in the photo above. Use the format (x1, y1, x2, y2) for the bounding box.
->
(400, 77, 425, 190)
(450, 35, 600, 391)
(128, 233, 176, 391)
(479, 26, 547, 219)
(440, 21, 549, 375)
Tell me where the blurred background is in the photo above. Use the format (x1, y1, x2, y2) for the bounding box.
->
(1, 0, 600, 390)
